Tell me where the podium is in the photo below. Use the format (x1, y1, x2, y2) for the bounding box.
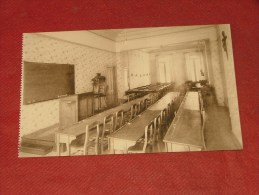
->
(92, 73, 107, 114)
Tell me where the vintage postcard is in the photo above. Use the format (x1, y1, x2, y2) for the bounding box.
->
(19, 24, 243, 157)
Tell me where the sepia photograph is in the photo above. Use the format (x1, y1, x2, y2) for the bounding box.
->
(19, 24, 243, 157)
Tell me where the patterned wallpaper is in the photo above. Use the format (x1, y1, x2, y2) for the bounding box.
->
(20, 34, 116, 136)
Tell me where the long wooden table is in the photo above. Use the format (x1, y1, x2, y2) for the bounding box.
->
(126, 83, 172, 95)
(108, 110, 161, 154)
(148, 92, 179, 111)
(163, 91, 204, 152)
(56, 93, 152, 156)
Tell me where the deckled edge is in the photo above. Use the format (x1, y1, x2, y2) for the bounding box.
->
(18, 33, 24, 158)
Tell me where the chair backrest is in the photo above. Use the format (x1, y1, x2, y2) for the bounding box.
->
(115, 110, 124, 130)
(149, 94, 154, 104)
(128, 93, 135, 102)
(154, 114, 162, 141)
(170, 100, 176, 119)
(151, 92, 158, 103)
(138, 100, 145, 114)
(198, 91, 204, 111)
(201, 110, 207, 150)
(167, 103, 171, 115)
(122, 106, 133, 123)
(84, 121, 100, 155)
(103, 114, 114, 136)
(167, 103, 173, 124)
(161, 108, 168, 124)
(144, 98, 150, 109)
(132, 103, 140, 118)
(158, 91, 162, 99)
(143, 120, 155, 152)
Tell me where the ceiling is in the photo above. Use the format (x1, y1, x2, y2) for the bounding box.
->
(88, 29, 123, 41)
(89, 25, 213, 42)
(140, 41, 204, 53)
(38, 25, 211, 54)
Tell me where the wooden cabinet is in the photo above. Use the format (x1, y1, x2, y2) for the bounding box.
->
(78, 92, 94, 121)
(59, 95, 78, 129)
(59, 93, 95, 126)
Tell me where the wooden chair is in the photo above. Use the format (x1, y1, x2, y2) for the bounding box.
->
(138, 100, 145, 114)
(149, 93, 154, 104)
(101, 114, 115, 154)
(161, 88, 166, 97)
(156, 92, 160, 99)
(201, 110, 207, 150)
(144, 98, 151, 108)
(170, 100, 176, 121)
(123, 103, 140, 124)
(167, 101, 176, 125)
(147, 94, 152, 104)
(160, 108, 168, 136)
(154, 114, 162, 140)
(143, 99, 148, 110)
(167, 103, 172, 125)
(123, 105, 134, 124)
(127, 121, 155, 154)
(150, 93, 158, 104)
(115, 110, 124, 130)
(70, 121, 101, 155)
(158, 91, 162, 99)
(152, 93, 158, 104)
(198, 91, 204, 111)
(154, 115, 162, 152)
(132, 103, 140, 118)
(127, 93, 135, 102)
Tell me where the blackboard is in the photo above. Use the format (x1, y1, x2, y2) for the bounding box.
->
(23, 61, 75, 104)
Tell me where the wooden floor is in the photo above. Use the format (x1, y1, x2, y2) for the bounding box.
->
(202, 94, 242, 151)
(204, 105, 242, 151)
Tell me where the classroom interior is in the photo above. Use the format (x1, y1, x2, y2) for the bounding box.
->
(19, 24, 243, 157)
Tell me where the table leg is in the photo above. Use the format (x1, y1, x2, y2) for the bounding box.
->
(165, 142, 168, 152)
(66, 140, 70, 156)
(56, 134, 76, 156)
(109, 138, 115, 154)
(56, 133, 61, 156)
(66, 136, 75, 156)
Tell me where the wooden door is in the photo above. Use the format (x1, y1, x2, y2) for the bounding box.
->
(106, 66, 117, 107)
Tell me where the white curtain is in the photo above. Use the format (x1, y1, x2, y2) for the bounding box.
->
(185, 53, 204, 82)
(158, 62, 166, 83)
